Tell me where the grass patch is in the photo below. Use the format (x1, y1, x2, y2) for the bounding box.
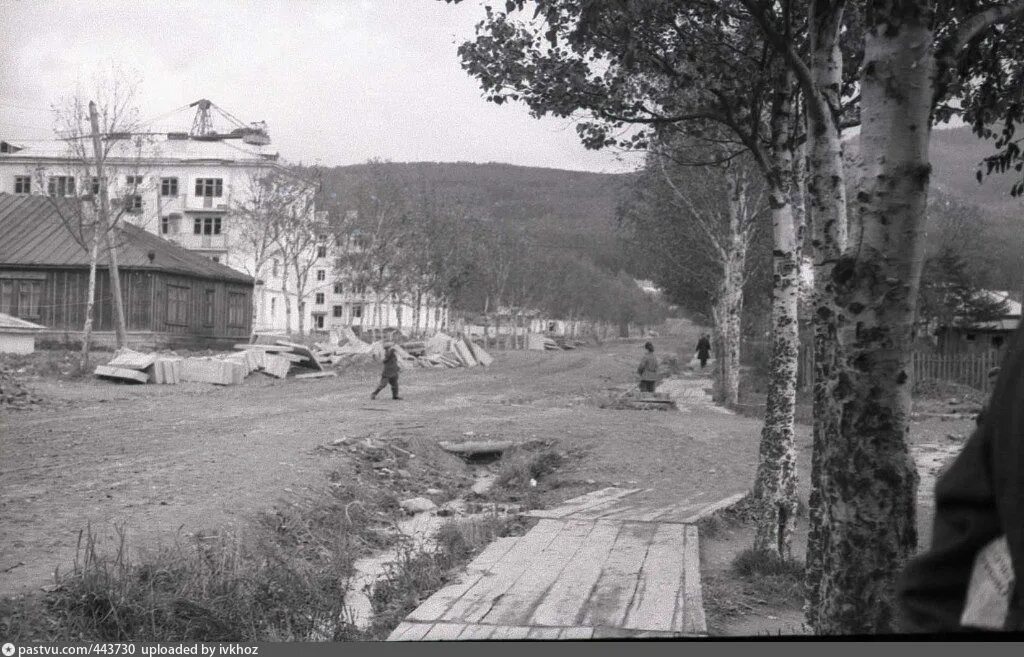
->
(0, 478, 399, 642)
(365, 516, 529, 639)
(730, 549, 805, 605)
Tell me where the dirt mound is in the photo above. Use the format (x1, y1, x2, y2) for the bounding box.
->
(0, 366, 44, 409)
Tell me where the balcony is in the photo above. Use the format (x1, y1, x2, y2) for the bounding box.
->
(173, 233, 227, 251)
(184, 194, 229, 212)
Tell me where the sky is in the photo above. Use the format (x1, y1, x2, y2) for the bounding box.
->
(0, 0, 644, 173)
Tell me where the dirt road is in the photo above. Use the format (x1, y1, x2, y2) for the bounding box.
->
(1, 341, 774, 595)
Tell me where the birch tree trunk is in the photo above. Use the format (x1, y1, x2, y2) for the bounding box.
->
(803, 0, 851, 629)
(282, 259, 293, 334)
(752, 70, 801, 559)
(80, 224, 101, 370)
(814, 4, 932, 633)
(104, 227, 128, 348)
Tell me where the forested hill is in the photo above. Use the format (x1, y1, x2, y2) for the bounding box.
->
(321, 161, 635, 236)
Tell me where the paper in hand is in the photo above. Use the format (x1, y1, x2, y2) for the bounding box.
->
(961, 535, 1015, 630)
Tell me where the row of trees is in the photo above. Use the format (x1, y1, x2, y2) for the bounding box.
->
(446, 0, 1024, 634)
(317, 161, 668, 340)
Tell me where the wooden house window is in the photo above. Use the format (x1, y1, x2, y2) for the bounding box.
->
(166, 284, 190, 326)
(47, 176, 76, 197)
(0, 279, 43, 319)
(14, 176, 31, 194)
(227, 292, 247, 328)
(203, 289, 216, 327)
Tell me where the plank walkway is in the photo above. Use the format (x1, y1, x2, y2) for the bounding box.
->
(389, 369, 735, 641)
(388, 486, 746, 641)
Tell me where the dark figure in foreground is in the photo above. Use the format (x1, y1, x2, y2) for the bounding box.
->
(898, 324, 1024, 632)
(637, 341, 659, 393)
(696, 334, 712, 369)
(371, 342, 402, 400)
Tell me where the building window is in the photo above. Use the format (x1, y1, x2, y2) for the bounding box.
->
(270, 297, 276, 316)
(317, 245, 327, 258)
(313, 314, 325, 329)
(435, 307, 441, 322)
(122, 194, 143, 212)
(47, 176, 76, 197)
(193, 216, 222, 235)
(352, 304, 363, 319)
(194, 178, 223, 197)
(125, 175, 144, 187)
(0, 279, 44, 320)
(333, 283, 343, 294)
(354, 283, 367, 295)
(332, 305, 344, 318)
(160, 177, 178, 196)
(14, 176, 31, 194)
(316, 269, 325, 281)
(161, 214, 181, 235)
(227, 292, 247, 328)
(315, 292, 325, 305)
(87, 177, 102, 195)
(203, 289, 215, 327)
(166, 284, 190, 326)
(272, 259, 279, 277)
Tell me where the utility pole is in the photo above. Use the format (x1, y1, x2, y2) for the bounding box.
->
(89, 100, 128, 348)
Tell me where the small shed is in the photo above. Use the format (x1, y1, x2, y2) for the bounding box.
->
(0, 194, 255, 350)
(0, 312, 44, 354)
(936, 290, 1022, 355)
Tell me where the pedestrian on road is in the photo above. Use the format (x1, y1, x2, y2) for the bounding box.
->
(371, 342, 402, 400)
(898, 323, 1024, 632)
(637, 341, 659, 393)
(696, 334, 712, 369)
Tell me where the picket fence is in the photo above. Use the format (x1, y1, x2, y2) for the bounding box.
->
(744, 338, 1000, 393)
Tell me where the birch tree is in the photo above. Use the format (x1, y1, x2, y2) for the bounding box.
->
(270, 168, 321, 336)
(40, 70, 149, 362)
(621, 136, 764, 406)
(233, 169, 287, 334)
(451, 0, 804, 559)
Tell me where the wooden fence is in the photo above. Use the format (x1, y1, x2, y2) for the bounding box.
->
(744, 339, 1000, 393)
(911, 350, 1001, 393)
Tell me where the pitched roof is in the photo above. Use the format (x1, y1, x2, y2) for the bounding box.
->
(0, 194, 253, 284)
(0, 312, 44, 331)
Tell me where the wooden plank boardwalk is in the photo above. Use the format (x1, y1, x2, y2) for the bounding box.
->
(387, 486, 744, 641)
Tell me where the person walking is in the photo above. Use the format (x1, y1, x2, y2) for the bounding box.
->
(371, 342, 402, 400)
(637, 341, 659, 393)
(898, 324, 1024, 632)
(696, 334, 712, 369)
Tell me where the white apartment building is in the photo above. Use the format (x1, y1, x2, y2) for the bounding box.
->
(0, 124, 448, 336)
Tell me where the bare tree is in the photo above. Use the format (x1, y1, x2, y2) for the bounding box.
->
(36, 68, 149, 364)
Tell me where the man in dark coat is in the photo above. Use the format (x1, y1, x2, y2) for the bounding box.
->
(696, 334, 712, 369)
(371, 342, 402, 400)
(898, 323, 1024, 632)
(637, 341, 659, 393)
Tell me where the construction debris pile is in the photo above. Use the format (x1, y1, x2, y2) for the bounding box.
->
(313, 328, 494, 370)
(527, 334, 588, 351)
(91, 329, 495, 385)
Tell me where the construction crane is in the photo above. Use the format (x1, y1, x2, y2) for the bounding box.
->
(187, 98, 271, 145)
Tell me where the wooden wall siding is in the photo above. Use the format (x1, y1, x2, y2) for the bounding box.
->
(0, 266, 252, 344)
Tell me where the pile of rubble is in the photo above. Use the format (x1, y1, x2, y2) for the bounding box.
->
(91, 329, 495, 386)
(0, 365, 43, 409)
(312, 328, 494, 370)
(527, 334, 588, 351)
(94, 340, 331, 386)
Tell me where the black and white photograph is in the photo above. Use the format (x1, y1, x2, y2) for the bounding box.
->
(2, 0, 1024, 645)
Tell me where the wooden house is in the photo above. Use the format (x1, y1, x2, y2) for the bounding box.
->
(0, 194, 255, 349)
(935, 290, 1022, 355)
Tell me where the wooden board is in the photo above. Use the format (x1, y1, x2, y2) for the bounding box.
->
(452, 340, 477, 367)
(107, 349, 156, 371)
(681, 492, 747, 523)
(94, 365, 149, 384)
(465, 339, 494, 367)
(579, 521, 658, 629)
(294, 371, 338, 380)
(523, 487, 644, 519)
(276, 340, 324, 370)
(261, 354, 291, 379)
(438, 440, 515, 456)
(681, 524, 706, 635)
(621, 523, 688, 632)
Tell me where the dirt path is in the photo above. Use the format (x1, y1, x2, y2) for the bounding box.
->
(1, 340, 769, 595)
